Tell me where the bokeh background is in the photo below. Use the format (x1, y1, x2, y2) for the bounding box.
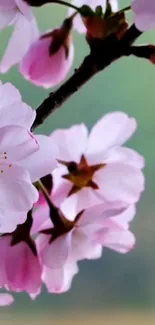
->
(0, 0, 155, 324)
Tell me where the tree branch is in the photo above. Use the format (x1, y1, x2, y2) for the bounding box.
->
(126, 44, 155, 60)
(33, 25, 142, 130)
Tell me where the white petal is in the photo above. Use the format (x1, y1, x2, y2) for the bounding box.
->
(86, 112, 137, 161)
(95, 163, 144, 204)
(41, 232, 73, 269)
(51, 124, 88, 163)
(0, 125, 39, 162)
(0, 163, 38, 211)
(20, 135, 57, 182)
(0, 14, 39, 72)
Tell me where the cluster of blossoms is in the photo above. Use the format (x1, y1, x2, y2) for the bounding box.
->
(0, 81, 145, 305)
(0, 0, 154, 307)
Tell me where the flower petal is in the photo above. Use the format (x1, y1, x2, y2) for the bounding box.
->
(0, 14, 39, 73)
(61, 188, 103, 221)
(95, 163, 144, 204)
(39, 232, 72, 269)
(104, 147, 145, 168)
(86, 112, 137, 162)
(42, 262, 78, 293)
(0, 125, 39, 162)
(97, 229, 136, 253)
(51, 124, 88, 163)
(0, 9, 17, 30)
(20, 135, 57, 182)
(0, 163, 39, 211)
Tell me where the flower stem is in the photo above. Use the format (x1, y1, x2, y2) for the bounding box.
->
(119, 5, 131, 14)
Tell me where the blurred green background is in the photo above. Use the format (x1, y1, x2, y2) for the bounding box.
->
(0, 0, 155, 323)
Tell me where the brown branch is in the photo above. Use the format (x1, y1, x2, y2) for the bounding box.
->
(126, 44, 155, 60)
(32, 25, 143, 130)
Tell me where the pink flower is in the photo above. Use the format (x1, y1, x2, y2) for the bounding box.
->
(0, 0, 39, 72)
(20, 22, 74, 88)
(68, 0, 118, 33)
(51, 112, 145, 220)
(0, 82, 57, 233)
(132, 0, 155, 31)
(0, 234, 42, 298)
(35, 203, 135, 292)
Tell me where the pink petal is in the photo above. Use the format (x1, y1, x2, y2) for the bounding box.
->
(107, 205, 136, 231)
(31, 204, 52, 235)
(86, 243, 102, 260)
(42, 262, 78, 293)
(50, 124, 88, 163)
(0, 293, 14, 306)
(86, 112, 137, 163)
(104, 147, 145, 168)
(0, 0, 16, 9)
(39, 232, 72, 269)
(95, 163, 144, 204)
(20, 135, 57, 182)
(0, 9, 17, 30)
(0, 14, 39, 73)
(0, 210, 27, 233)
(0, 83, 35, 129)
(0, 163, 38, 212)
(15, 0, 33, 20)
(6, 242, 42, 295)
(0, 236, 10, 285)
(52, 168, 72, 207)
(132, 0, 155, 31)
(97, 228, 136, 253)
(0, 125, 39, 162)
(61, 188, 103, 221)
(0, 102, 36, 129)
(0, 82, 21, 108)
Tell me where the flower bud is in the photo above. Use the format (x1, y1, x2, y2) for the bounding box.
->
(20, 19, 74, 88)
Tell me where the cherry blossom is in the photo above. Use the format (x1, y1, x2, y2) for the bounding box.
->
(0, 0, 39, 73)
(34, 202, 135, 291)
(20, 20, 74, 88)
(68, 0, 119, 33)
(50, 112, 145, 220)
(132, 0, 155, 31)
(0, 233, 42, 298)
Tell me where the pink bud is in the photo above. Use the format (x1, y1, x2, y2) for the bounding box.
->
(20, 29, 74, 88)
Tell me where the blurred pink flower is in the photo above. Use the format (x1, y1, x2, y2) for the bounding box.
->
(0, 0, 39, 72)
(0, 235, 42, 298)
(20, 25, 74, 88)
(132, 0, 155, 31)
(68, 0, 118, 33)
(35, 203, 135, 292)
(51, 112, 145, 221)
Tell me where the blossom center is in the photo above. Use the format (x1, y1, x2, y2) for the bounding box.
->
(59, 155, 105, 196)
